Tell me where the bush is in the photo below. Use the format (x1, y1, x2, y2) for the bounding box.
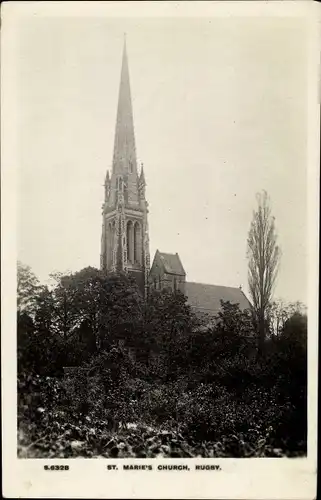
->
(17, 265, 307, 458)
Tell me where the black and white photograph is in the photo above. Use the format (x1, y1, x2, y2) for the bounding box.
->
(2, 1, 319, 498)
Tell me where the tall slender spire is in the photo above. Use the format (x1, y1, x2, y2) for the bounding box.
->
(101, 39, 150, 296)
(112, 37, 137, 176)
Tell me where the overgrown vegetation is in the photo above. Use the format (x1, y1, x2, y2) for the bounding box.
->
(17, 263, 307, 458)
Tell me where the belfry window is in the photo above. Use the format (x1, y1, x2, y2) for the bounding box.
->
(134, 222, 141, 264)
(126, 221, 133, 263)
(107, 223, 112, 268)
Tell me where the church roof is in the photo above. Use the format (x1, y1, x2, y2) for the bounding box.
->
(185, 282, 250, 317)
(158, 251, 186, 276)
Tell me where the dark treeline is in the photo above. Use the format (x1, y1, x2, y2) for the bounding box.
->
(17, 265, 307, 458)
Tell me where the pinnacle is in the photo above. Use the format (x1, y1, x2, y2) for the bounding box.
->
(139, 163, 145, 184)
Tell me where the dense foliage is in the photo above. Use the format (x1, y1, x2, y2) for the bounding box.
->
(17, 265, 307, 458)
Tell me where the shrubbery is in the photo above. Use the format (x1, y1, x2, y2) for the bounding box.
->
(17, 266, 307, 458)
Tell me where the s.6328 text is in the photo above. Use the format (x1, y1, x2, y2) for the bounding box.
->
(44, 465, 69, 471)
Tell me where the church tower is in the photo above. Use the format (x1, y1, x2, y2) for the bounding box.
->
(100, 38, 150, 296)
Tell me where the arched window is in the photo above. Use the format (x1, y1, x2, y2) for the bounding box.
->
(126, 221, 133, 263)
(134, 222, 141, 264)
(108, 221, 115, 268)
(107, 222, 112, 268)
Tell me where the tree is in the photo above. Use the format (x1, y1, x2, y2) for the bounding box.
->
(215, 300, 254, 339)
(48, 271, 80, 339)
(17, 311, 35, 374)
(267, 299, 307, 337)
(97, 271, 143, 350)
(185, 301, 255, 386)
(247, 191, 281, 354)
(143, 289, 199, 380)
(17, 261, 42, 316)
(270, 311, 307, 452)
(34, 286, 54, 333)
(282, 311, 307, 349)
(267, 299, 289, 337)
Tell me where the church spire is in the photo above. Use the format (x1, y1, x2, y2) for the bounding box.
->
(112, 37, 137, 176)
(101, 39, 150, 296)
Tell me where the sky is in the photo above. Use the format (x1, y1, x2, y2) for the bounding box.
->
(16, 15, 309, 303)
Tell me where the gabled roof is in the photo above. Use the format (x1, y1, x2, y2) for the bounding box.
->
(185, 282, 250, 317)
(157, 251, 186, 276)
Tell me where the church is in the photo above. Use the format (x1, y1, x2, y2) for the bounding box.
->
(100, 40, 250, 320)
